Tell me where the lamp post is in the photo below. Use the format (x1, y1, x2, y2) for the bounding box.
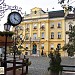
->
(4, 22, 11, 75)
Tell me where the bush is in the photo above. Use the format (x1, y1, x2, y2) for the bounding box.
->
(48, 51, 63, 73)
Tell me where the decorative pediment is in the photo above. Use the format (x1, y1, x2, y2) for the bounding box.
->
(31, 7, 41, 12)
(31, 7, 46, 15)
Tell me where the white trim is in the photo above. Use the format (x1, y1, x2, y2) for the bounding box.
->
(50, 18, 64, 20)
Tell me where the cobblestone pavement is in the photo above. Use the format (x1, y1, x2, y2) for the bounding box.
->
(6, 56, 75, 75)
(26, 56, 50, 75)
(26, 56, 75, 75)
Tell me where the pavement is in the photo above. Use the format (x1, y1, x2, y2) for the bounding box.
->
(1, 55, 75, 75)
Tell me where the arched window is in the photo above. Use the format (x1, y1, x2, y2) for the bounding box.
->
(69, 24, 72, 30)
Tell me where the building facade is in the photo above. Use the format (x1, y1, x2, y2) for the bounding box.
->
(65, 14, 75, 44)
(13, 7, 66, 56)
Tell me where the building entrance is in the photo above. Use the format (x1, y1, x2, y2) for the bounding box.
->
(32, 44, 37, 54)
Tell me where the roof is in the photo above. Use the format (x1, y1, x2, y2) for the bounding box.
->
(0, 36, 13, 46)
(65, 14, 75, 19)
(48, 10, 65, 18)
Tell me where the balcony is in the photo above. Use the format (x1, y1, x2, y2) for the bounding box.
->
(31, 38, 40, 42)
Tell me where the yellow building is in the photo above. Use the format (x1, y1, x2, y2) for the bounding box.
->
(14, 7, 65, 56)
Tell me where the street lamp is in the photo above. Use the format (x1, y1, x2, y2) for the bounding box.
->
(4, 22, 11, 75)
(4, 23, 11, 31)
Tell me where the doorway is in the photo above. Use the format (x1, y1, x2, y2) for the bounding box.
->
(32, 44, 37, 54)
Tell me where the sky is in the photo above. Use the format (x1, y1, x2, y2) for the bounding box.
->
(0, 0, 74, 31)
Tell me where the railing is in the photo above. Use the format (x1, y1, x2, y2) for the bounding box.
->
(31, 38, 40, 42)
(61, 65, 75, 72)
(1, 57, 29, 75)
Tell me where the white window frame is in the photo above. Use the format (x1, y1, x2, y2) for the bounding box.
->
(33, 33, 37, 39)
(41, 23, 45, 27)
(26, 44, 28, 49)
(50, 23, 54, 28)
(58, 32, 61, 39)
(33, 24, 37, 29)
(57, 22, 61, 28)
(26, 24, 29, 29)
(51, 32, 54, 39)
(26, 34, 29, 39)
(41, 32, 44, 39)
(50, 43, 54, 49)
(41, 44, 44, 49)
(57, 44, 61, 50)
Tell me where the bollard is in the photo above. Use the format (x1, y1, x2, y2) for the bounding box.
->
(22, 59, 24, 75)
(26, 58, 29, 74)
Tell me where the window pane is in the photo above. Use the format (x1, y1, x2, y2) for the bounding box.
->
(41, 44, 44, 49)
(41, 23, 45, 27)
(50, 43, 54, 50)
(57, 44, 61, 50)
(58, 32, 61, 39)
(58, 22, 61, 28)
(26, 34, 29, 40)
(33, 24, 37, 29)
(42, 32, 44, 38)
(33, 33, 37, 39)
(26, 44, 28, 47)
(51, 23, 54, 28)
(26, 24, 29, 28)
(69, 24, 72, 30)
(51, 32, 54, 39)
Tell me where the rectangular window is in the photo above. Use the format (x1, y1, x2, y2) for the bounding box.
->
(57, 22, 61, 28)
(50, 23, 54, 28)
(58, 32, 61, 39)
(33, 24, 37, 29)
(57, 44, 61, 50)
(41, 23, 45, 27)
(41, 32, 44, 39)
(50, 44, 54, 50)
(41, 44, 44, 49)
(33, 33, 37, 39)
(69, 24, 72, 30)
(51, 32, 54, 39)
(40, 23, 45, 29)
(26, 34, 29, 40)
(26, 44, 28, 49)
(26, 24, 29, 29)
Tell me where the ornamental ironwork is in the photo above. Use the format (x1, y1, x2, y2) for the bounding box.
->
(0, 0, 23, 21)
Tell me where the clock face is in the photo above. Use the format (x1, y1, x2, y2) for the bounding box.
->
(8, 12, 22, 26)
(0, 0, 4, 5)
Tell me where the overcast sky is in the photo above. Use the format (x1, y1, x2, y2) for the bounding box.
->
(0, 0, 74, 31)
(5, 0, 62, 13)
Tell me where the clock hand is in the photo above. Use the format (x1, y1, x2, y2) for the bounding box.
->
(14, 14, 19, 22)
(14, 17, 19, 22)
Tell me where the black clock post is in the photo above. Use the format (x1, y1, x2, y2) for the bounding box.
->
(4, 11, 22, 75)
